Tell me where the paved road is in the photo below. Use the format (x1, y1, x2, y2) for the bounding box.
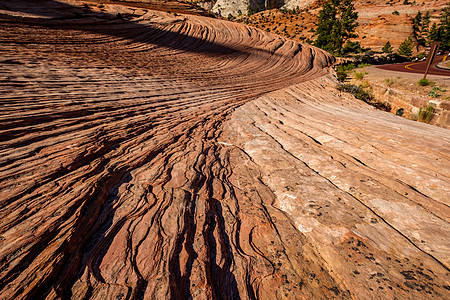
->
(377, 55, 450, 76)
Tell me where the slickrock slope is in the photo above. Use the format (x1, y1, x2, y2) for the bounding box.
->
(221, 77, 450, 298)
(0, 0, 449, 299)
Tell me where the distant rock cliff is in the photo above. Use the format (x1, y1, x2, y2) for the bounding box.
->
(213, 0, 315, 17)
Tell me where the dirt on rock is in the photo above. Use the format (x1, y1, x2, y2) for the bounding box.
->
(0, 0, 449, 299)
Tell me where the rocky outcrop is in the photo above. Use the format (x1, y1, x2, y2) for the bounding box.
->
(212, 0, 313, 17)
(0, 0, 449, 299)
(222, 76, 450, 299)
(0, 1, 333, 298)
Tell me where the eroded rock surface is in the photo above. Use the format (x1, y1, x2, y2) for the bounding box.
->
(222, 76, 450, 299)
(0, 0, 449, 299)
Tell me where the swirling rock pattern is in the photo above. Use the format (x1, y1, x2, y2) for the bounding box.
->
(0, 1, 449, 299)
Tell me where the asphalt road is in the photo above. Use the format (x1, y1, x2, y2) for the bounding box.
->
(377, 55, 450, 76)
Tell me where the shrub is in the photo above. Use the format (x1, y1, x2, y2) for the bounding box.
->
(338, 84, 373, 102)
(336, 71, 347, 82)
(355, 71, 367, 80)
(418, 78, 431, 86)
(428, 87, 445, 98)
(392, 10, 400, 15)
(432, 86, 447, 92)
(358, 63, 371, 68)
(338, 84, 391, 111)
(418, 105, 434, 123)
(343, 41, 364, 54)
(336, 63, 355, 72)
(247, 5, 253, 16)
(428, 90, 439, 98)
(385, 78, 394, 87)
(415, 52, 427, 60)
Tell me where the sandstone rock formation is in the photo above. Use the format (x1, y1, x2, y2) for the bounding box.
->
(352, 0, 450, 51)
(212, 0, 313, 17)
(0, 0, 449, 299)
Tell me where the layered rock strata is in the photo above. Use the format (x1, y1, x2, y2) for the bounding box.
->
(212, 0, 314, 18)
(0, 0, 449, 299)
(221, 76, 450, 299)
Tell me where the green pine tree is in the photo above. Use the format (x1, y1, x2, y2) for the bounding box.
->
(438, 3, 450, 51)
(413, 12, 422, 35)
(397, 37, 413, 57)
(427, 3, 450, 51)
(382, 41, 393, 53)
(314, 0, 358, 55)
(314, 0, 338, 53)
(413, 12, 425, 47)
(414, 11, 432, 47)
(423, 11, 431, 30)
(428, 22, 439, 43)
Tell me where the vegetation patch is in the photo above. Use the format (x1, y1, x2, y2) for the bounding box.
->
(418, 78, 432, 86)
(336, 71, 347, 82)
(314, 0, 358, 55)
(417, 105, 435, 123)
(428, 86, 447, 98)
(354, 71, 367, 80)
(385, 78, 394, 87)
(338, 84, 391, 111)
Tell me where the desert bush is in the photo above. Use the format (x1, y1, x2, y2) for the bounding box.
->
(354, 71, 367, 80)
(359, 82, 370, 88)
(357, 63, 371, 68)
(385, 78, 394, 86)
(338, 84, 373, 102)
(428, 90, 439, 98)
(415, 52, 427, 60)
(392, 10, 399, 15)
(432, 86, 447, 92)
(338, 84, 391, 111)
(418, 105, 435, 123)
(336, 71, 347, 82)
(343, 41, 364, 54)
(336, 63, 355, 72)
(418, 78, 432, 86)
(428, 87, 445, 98)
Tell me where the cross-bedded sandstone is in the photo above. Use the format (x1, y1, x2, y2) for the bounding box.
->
(0, 1, 448, 299)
